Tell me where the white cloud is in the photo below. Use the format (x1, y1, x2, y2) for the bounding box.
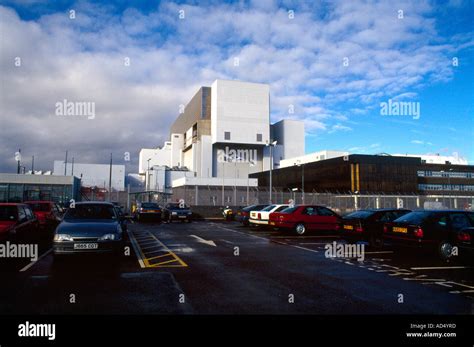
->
(0, 1, 471, 171)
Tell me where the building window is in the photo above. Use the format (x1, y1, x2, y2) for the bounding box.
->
(256, 133, 262, 142)
(224, 131, 231, 140)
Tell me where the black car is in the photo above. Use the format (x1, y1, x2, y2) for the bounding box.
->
(112, 204, 129, 232)
(341, 208, 411, 248)
(162, 203, 192, 223)
(134, 202, 162, 222)
(383, 210, 474, 260)
(53, 202, 125, 258)
(235, 204, 268, 226)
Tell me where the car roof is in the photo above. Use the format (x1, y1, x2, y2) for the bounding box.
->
(74, 201, 114, 206)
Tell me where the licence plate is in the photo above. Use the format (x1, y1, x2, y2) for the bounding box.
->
(178, 215, 186, 218)
(393, 227, 407, 233)
(343, 225, 353, 230)
(74, 243, 98, 250)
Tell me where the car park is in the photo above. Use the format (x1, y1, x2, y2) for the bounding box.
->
(235, 204, 269, 226)
(24, 201, 63, 231)
(53, 201, 125, 258)
(134, 202, 162, 222)
(162, 203, 192, 223)
(341, 208, 411, 247)
(249, 204, 289, 227)
(383, 210, 474, 260)
(0, 203, 39, 242)
(269, 205, 341, 235)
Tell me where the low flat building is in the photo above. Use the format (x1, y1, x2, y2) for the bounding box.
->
(250, 154, 474, 195)
(53, 160, 125, 191)
(0, 173, 81, 204)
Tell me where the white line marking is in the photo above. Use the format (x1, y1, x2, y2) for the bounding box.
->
(128, 230, 145, 268)
(19, 248, 52, 272)
(410, 266, 472, 270)
(190, 235, 217, 247)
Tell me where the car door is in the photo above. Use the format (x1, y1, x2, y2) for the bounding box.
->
(300, 206, 319, 230)
(24, 206, 39, 241)
(15, 206, 29, 241)
(316, 206, 340, 231)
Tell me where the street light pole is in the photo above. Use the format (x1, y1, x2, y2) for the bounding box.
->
(266, 140, 277, 204)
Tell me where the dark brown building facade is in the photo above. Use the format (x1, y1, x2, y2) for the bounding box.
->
(250, 154, 474, 195)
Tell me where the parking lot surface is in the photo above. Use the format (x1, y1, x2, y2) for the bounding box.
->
(1, 220, 473, 314)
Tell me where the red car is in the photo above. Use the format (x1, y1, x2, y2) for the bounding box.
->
(24, 201, 62, 230)
(268, 205, 341, 235)
(0, 203, 39, 242)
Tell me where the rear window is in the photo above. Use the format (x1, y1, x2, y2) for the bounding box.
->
(281, 206, 298, 214)
(141, 203, 159, 208)
(64, 204, 116, 220)
(0, 206, 18, 221)
(26, 202, 50, 212)
(344, 210, 375, 219)
(394, 211, 433, 224)
(262, 205, 277, 212)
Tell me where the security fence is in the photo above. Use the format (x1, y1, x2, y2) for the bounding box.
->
(82, 186, 474, 214)
(169, 186, 474, 214)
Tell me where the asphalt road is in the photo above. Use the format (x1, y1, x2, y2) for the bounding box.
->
(0, 220, 473, 314)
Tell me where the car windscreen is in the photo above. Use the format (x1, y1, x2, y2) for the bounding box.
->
(26, 203, 50, 212)
(393, 211, 433, 225)
(280, 206, 298, 213)
(141, 203, 159, 208)
(344, 210, 375, 219)
(262, 205, 276, 212)
(64, 204, 116, 220)
(0, 206, 18, 221)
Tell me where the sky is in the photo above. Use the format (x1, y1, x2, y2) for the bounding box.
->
(0, 0, 473, 175)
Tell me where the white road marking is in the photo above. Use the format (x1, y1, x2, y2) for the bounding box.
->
(19, 248, 52, 272)
(190, 235, 217, 247)
(127, 230, 145, 268)
(410, 266, 472, 270)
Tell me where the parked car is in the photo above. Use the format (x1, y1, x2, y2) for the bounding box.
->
(0, 203, 39, 242)
(112, 203, 129, 232)
(249, 204, 289, 227)
(162, 203, 192, 223)
(53, 201, 125, 258)
(341, 208, 411, 248)
(235, 204, 269, 226)
(383, 210, 474, 260)
(134, 202, 162, 222)
(269, 205, 341, 235)
(24, 201, 63, 231)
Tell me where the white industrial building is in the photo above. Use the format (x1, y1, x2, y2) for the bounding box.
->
(53, 160, 126, 191)
(139, 79, 305, 192)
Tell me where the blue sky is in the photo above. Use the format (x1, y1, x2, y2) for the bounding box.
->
(0, 0, 473, 173)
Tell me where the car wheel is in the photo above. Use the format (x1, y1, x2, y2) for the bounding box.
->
(295, 223, 306, 236)
(438, 241, 454, 261)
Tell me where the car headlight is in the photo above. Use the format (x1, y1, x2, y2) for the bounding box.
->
(172, 212, 177, 215)
(54, 234, 73, 242)
(99, 234, 116, 241)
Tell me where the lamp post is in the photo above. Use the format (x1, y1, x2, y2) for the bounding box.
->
(266, 140, 277, 204)
(146, 158, 151, 192)
(295, 160, 305, 204)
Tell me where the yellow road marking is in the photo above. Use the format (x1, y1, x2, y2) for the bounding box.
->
(132, 230, 187, 268)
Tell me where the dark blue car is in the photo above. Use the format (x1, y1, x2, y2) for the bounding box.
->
(53, 202, 125, 258)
